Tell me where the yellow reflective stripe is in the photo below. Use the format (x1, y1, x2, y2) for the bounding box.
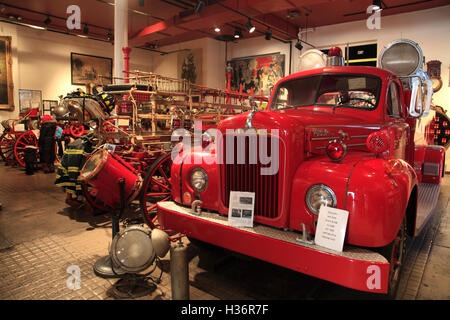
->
(65, 149, 85, 155)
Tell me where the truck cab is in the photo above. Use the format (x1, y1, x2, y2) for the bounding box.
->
(156, 40, 445, 295)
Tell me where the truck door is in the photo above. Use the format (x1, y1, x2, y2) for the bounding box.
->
(386, 81, 409, 160)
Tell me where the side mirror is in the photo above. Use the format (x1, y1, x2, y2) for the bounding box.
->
(421, 79, 433, 117)
(408, 77, 423, 117)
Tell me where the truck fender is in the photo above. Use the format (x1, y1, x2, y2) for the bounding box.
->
(346, 158, 418, 247)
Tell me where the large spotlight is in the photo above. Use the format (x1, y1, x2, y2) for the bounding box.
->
(110, 225, 156, 273)
(379, 39, 423, 76)
(245, 19, 255, 33)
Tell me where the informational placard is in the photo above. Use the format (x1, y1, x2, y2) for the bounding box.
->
(314, 206, 349, 252)
(228, 191, 255, 228)
(104, 143, 116, 153)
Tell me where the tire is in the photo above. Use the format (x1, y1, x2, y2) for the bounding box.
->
(139, 152, 172, 229)
(377, 217, 407, 298)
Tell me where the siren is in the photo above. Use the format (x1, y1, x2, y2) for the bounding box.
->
(326, 47, 345, 67)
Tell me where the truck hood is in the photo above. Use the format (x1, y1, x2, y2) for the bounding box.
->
(218, 107, 373, 132)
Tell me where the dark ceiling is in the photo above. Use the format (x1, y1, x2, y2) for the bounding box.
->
(0, 0, 448, 49)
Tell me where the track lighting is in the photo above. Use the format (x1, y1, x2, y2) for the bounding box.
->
(372, 0, 382, 11)
(44, 16, 51, 25)
(295, 39, 303, 50)
(107, 29, 113, 41)
(214, 26, 221, 32)
(265, 29, 272, 40)
(234, 29, 242, 39)
(194, 1, 205, 13)
(245, 19, 255, 33)
(83, 24, 89, 34)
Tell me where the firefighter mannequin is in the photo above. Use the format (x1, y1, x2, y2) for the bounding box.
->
(38, 115, 57, 173)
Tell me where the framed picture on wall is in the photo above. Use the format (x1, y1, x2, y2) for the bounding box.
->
(228, 53, 285, 96)
(0, 36, 14, 110)
(178, 49, 203, 85)
(42, 100, 58, 115)
(71, 52, 112, 85)
(19, 89, 42, 114)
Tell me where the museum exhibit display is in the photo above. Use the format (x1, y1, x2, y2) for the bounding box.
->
(0, 0, 449, 305)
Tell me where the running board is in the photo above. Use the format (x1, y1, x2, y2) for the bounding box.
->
(415, 183, 441, 235)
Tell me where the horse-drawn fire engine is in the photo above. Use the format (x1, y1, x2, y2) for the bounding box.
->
(55, 70, 268, 223)
(153, 39, 445, 296)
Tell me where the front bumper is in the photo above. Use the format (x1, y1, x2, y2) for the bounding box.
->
(157, 201, 390, 293)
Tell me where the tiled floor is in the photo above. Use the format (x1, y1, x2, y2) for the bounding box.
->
(0, 163, 448, 300)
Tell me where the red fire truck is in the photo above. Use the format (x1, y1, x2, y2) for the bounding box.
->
(156, 40, 445, 295)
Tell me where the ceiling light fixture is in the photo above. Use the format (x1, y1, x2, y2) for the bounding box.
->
(194, 0, 205, 13)
(245, 19, 255, 33)
(295, 39, 303, 50)
(234, 29, 242, 39)
(83, 24, 89, 34)
(372, 0, 382, 11)
(44, 16, 51, 25)
(107, 29, 113, 41)
(265, 28, 272, 40)
(214, 26, 220, 32)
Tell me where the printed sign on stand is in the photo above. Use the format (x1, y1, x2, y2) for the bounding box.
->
(228, 191, 255, 228)
(314, 206, 349, 252)
(104, 143, 116, 153)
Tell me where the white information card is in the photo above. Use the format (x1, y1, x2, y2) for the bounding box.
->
(314, 206, 349, 252)
(228, 191, 255, 228)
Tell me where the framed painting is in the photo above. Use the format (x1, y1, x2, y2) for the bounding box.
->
(0, 36, 14, 110)
(228, 53, 285, 96)
(71, 52, 112, 85)
(42, 100, 58, 115)
(19, 89, 42, 114)
(178, 49, 203, 84)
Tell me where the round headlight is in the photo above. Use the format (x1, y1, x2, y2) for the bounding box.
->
(305, 184, 337, 215)
(190, 168, 208, 192)
(110, 225, 156, 273)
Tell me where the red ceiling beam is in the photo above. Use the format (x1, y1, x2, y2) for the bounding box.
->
(130, 0, 299, 45)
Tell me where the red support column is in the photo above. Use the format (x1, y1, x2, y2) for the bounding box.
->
(122, 47, 132, 83)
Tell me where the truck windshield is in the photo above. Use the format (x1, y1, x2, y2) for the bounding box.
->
(270, 74, 382, 110)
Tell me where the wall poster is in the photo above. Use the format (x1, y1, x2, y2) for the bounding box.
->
(228, 53, 285, 96)
(71, 52, 112, 85)
(0, 36, 14, 110)
(178, 49, 203, 85)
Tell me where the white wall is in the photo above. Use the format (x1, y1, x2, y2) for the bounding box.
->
(0, 22, 153, 122)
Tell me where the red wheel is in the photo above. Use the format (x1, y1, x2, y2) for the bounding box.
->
(70, 123, 86, 137)
(14, 131, 38, 167)
(102, 120, 115, 133)
(140, 152, 172, 228)
(82, 182, 110, 213)
(0, 131, 16, 165)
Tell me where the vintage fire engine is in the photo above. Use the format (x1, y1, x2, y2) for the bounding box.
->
(155, 39, 445, 295)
